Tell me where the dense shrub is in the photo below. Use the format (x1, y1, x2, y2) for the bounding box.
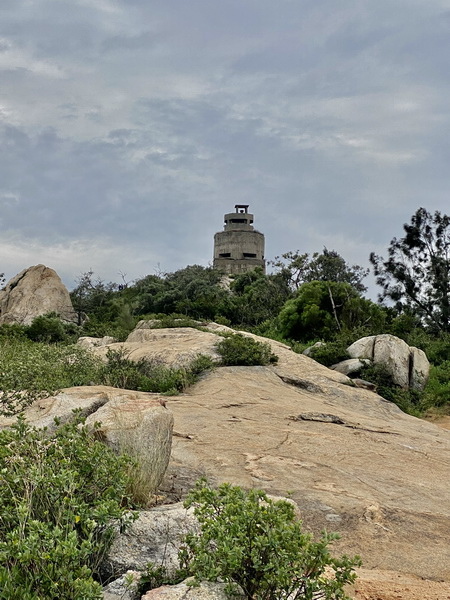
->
(0, 416, 135, 599)
(0, 323, 28, 340)
(98, 348, 215, 395)
(216, 333, 278, 366)
(178, 480, 361, 600)
(0, 340, 102, 416)
(304, 340, 350, 367)
(26, 314, 74, 343)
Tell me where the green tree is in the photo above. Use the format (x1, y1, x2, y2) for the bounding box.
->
(271, 248, 368, 292)
(135, 265, 227, 320)
(277, 281, 385, 341)
(370, 208, 450, 332)
(222, 268, 291, 326)
(71, 271, 119, 326)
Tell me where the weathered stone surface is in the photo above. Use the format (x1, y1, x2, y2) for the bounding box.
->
(347, 336, 376, 360)
(331, 358, 371, 376)
(103, 571, 141, 600)
(373, 334, 411, 388)
(302, 341, 327, 356)
(0, 386, 174, 498)
(351, 568, 450, 600)
(105, 502, 198, 579)
(92, 327, 222, 368)
(156, 348, 450, 581)
(84, 393, 173, 495)
(410, 346, 430, 390)
(0, 264, 77, 325)
(77, 336, 116, 349)
(347, 334, 430, 390)
(0, 386, 113, 432)
(141, 581, 239, 599)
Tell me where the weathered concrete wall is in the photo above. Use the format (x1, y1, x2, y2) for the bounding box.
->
(213, 230, 265, 274)
(213, 205, 265, 274)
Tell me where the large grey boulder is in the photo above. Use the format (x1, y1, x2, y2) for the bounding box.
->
(104, 502, 198, 580)
(0, 264, 77, 325)
(410, 346, 430, 390)
(347, 334, 429, 390)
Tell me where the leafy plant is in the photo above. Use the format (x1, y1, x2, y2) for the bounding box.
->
(26, 313, 76, 343)
(98, 348, 215, 395)
(216, 333, 278, 366)
(179, 480, 361, 600)
(305, 340, 350, 367)
(0, 415, 135, 599)
(0, 340, 102, 416)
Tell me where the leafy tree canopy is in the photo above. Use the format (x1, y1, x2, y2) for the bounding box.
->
(277, 281, 385, 342)
(270, 248, 368, 292)
(370, 207, 450, 333)
(134, 265, 227, 320)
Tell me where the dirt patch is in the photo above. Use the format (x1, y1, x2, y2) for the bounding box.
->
(350, 569, 450, 600)
(431, 415, 450, 431)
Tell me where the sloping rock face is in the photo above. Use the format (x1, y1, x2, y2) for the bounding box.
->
(347, 334, 429, 390)
(163, 364, 449, 581)
(0, 264, 77, 325)
(80, 325, 449, 587)
(93, 326, 447, 584)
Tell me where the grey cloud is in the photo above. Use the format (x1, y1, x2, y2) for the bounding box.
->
(1, 0, 450, 290)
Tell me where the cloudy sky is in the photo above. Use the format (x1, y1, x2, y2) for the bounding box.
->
(1, 0, 450, 293)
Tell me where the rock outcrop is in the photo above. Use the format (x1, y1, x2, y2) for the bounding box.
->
(88, 322, 222, 368)
(346, 334, 429, 390)
(141, 581, 236, 599)
(85, 324, 449, 585)
(0, 264, 77, 325)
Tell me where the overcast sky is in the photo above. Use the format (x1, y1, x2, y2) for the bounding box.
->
(1, 0, 450, 294)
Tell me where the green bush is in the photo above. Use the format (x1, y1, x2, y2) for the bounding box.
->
(0, 416, 135, 599)
(216, 334, 278, 366)
(0, 340, 102, 416)
(178, 480, 361, 600)
(0, 323, 28, 340)
(25, 313, 79, 344)
(98, 348, 215, 395)
(26, 314, 68, 343)
(305, 340, 350, 367)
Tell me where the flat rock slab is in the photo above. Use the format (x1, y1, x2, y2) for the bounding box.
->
(163, 365, 450, 581)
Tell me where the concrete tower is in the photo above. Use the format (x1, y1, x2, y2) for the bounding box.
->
(213, 205, 265, 274)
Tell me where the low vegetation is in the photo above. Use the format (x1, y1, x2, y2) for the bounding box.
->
(215, 333, 278, 366)
(0, 336, 214, 416)
(140, 480, 361, 599)
(0, 415, 135, 600)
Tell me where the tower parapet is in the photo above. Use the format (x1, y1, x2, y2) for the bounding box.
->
(213, 205, 265, 274)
